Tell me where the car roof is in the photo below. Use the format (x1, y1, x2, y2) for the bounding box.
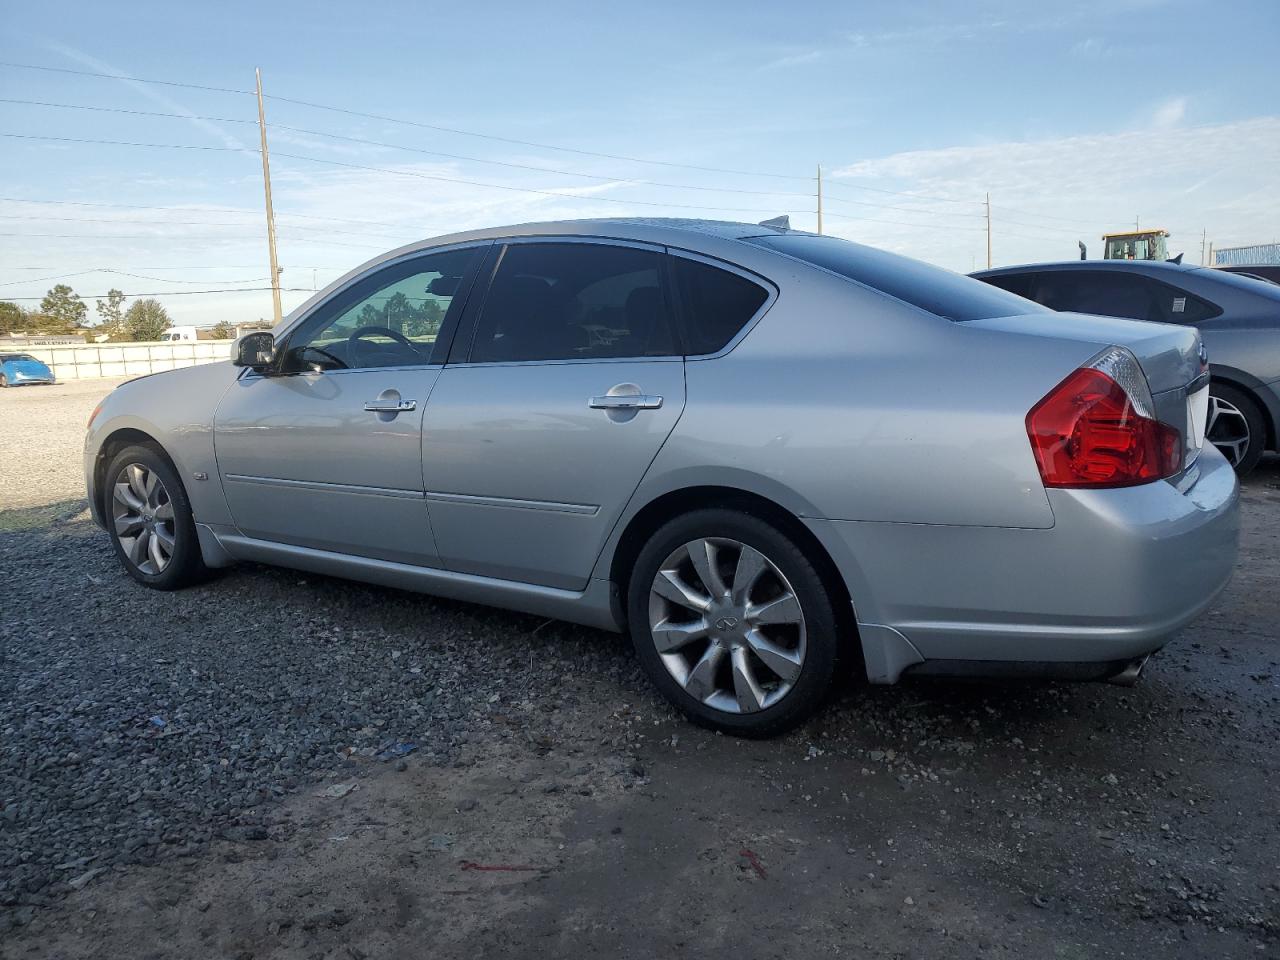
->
(406, 217, 801, 249)
(972, 260, 1207, 279)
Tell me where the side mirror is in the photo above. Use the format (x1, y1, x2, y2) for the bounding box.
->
(232, 331, 276, 371)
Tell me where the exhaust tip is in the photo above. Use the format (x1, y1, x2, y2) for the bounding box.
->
(1105, 655, 1150, 687)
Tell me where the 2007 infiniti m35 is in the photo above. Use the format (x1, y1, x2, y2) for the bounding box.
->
(85, 218, 1239, 736)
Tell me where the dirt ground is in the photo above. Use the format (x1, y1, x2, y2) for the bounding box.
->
(1, 378, 1278, 959)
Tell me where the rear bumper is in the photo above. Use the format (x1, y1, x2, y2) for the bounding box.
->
(807, 446, 1240, 681)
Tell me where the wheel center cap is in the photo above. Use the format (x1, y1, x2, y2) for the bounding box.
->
(142, 513, 154, 524)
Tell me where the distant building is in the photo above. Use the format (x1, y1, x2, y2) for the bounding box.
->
(1214, 243, 1280, 266)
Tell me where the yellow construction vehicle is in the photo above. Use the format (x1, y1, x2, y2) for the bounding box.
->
(1100, 229, 1170, 261)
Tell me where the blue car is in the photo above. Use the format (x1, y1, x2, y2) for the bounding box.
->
(0, 352, 56, 387)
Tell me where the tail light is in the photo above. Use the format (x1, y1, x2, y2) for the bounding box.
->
(1026, 347, 1182, 488)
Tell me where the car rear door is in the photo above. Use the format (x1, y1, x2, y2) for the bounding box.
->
(421, 239, 686, 590)
(213, 244, 486, 566)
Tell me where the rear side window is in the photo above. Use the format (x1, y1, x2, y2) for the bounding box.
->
(470, 242, 675, 363)
(672, 256, 769, 355)
(990, 270, 1221, 324)
(747, 233, 1040, 322)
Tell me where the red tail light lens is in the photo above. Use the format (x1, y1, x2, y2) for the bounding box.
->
(1027, 367, 1182, 488)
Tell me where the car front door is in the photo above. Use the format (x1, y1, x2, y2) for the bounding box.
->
(421, 239, 686, 590)
(213, 244, 486, 566)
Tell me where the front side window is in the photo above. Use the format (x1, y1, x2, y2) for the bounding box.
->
(469, 242, 675, 363)
(281, 246, 480, 372)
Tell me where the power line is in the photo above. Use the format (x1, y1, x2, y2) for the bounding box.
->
(824, 181, 981, 206)
(822, 193, 984, 220)
(821, 210, 985, 233)
(1, 98, 816, 198)
(269, 151, 801, 214)
(1, 264, 348, 270)
(266, 95, 811, 181)
(0, 213, 419, 242)
(2, 132, 246, 152)
(0, 97, 255, 125)
(0, 60, 253, 95)
(4, 287, 314, 301)
(0, 60, 808, 181)
(2, 131, 803, 214)
(0, 196, 427, 232)
(0, 231, 383, 247)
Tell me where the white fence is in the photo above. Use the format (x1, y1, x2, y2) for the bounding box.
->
(18, 340, 235, 381)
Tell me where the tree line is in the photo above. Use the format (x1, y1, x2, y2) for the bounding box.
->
(0, 285, 238, 342)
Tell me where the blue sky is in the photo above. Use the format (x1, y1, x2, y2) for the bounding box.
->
(2, 0, 1278, 327)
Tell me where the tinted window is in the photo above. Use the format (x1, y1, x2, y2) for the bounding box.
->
(1029, 272, 1157, 320)
(979, 273, 1037, 298)
(993, 270, 1221, 325)
(672, 256, 770, 355)
(470, 243, 674, 363)
(748, 233, 1040, 321)
(283, 246, 479, 372)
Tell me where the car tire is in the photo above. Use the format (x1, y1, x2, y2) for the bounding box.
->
(0, 373, 8, 388)
(626, 508, 840, 738)
(1208, 384, 1266, 476)
(103, 443, 209, 590)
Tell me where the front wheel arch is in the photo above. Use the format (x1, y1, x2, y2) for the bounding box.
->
(94, 428, 169, 519)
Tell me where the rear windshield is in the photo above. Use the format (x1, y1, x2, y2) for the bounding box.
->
(746, 233, 1043, 322)
(1198, 267, 1280, 298)
(0, 354, 38, 362)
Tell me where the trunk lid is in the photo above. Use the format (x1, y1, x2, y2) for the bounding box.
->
(967, 311, 1209, 469)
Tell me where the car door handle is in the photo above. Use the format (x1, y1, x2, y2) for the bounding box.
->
(589, 394, 663, 410)
(364, 399, 417, 413)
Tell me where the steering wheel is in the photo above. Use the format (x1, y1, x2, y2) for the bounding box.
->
(346, 325, 423, 367)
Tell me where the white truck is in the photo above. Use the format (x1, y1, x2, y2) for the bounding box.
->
(158, 326, 199, 343)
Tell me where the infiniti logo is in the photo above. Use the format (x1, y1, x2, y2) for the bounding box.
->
(714, 616, 740, 630)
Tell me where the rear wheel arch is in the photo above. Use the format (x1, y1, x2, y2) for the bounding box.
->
(1207, 367, 1277, 452)
(608, 485, 860, 664)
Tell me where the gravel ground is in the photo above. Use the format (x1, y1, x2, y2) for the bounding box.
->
(1, 378, 1278, 958)
(0, 379, 130, 516)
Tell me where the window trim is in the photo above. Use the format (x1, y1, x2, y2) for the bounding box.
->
(448, 236, 686, 368)
(244, 240, 491, 380)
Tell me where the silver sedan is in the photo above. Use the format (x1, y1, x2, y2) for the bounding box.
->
(84, 219, 1239, 736)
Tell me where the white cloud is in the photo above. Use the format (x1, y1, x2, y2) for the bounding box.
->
(1150, 96, 1188, 129)
(828, 116, 1280, 271)
(760, 50, 823, 71)
(1070, 37, 1110, 59)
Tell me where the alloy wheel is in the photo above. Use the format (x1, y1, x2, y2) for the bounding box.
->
(1206, 395, 1250, 467)
(648, 537, 806, 715)
(111, 463, 176, 575)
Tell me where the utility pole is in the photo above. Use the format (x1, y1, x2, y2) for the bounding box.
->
(255, 68, 283, 327)
(1201, 228, 1207, 266)
(1135, 215, 1140, 232)
(816, 164, 823, 235)
(985, 192, 992, 269)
